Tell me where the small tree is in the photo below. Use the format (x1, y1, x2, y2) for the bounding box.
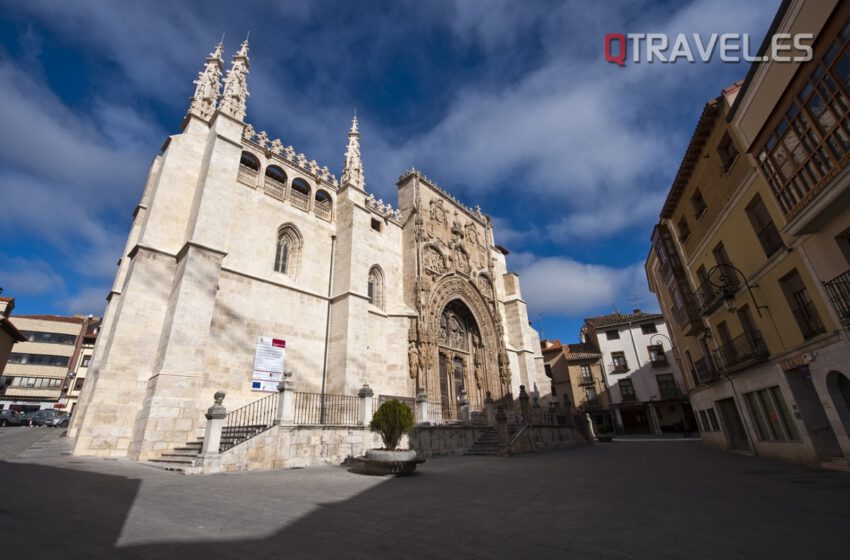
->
(369, 400, 415, 450)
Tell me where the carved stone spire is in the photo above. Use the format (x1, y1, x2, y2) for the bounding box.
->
(341, 114, 365, 190)
(219, 39, 250, 121)
(188, 42, 224, 120)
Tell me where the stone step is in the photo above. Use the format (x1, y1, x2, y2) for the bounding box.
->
(149, 457, 196, 466)
(160, 451, 201, 459)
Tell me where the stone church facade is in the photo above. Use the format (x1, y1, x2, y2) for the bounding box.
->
(71, 41, 547, 460)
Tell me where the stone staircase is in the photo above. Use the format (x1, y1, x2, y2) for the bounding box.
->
(148, 424, 273, 472)
(466, 425, 522, 456)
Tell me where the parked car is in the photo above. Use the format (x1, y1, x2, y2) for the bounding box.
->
(21, 409, 63, 427)
(0, 410, 22, 427)
(45, 414, 71, 428)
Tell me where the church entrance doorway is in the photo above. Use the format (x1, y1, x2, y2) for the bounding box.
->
(437, 300, 487, 414)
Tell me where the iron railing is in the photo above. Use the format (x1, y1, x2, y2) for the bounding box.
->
(578, 376, 595, 386)
(426, 401, 461, 425)
(824, 269, 850, 326)
(693, 356, 717, 384)
(695, 277, 737, 316)
(220, 391, 279, 452)
(293, 392, 360, 425)
(711, 330, 769, 373)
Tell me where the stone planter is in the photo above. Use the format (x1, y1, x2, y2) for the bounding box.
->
(357, 449, 424, 475)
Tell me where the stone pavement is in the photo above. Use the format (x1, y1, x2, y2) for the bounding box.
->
(1, 427, 849, 559)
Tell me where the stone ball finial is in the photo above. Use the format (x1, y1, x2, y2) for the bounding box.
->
(214, 390, 226, 405)
(284, 369, 293, 379)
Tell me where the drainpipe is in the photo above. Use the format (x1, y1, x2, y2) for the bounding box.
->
(320, 234, 336, 424)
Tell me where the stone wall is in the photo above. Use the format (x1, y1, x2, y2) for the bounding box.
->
(508, 425, 586, 455)
(409, 425, 491, 457)
(197, 425, 394, 474)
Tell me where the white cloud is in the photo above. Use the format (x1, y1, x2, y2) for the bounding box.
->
(0, 255, 64, 296)
(515, 255, 658, 317)
(64, 286, 109, 316)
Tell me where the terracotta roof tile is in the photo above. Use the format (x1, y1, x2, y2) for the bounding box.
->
(584, 311, 663, 329)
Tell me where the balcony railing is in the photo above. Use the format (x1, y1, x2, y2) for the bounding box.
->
(314, 201, 333, 221)
(620, 393, 637, 402)
(263, 176, 286, 201)
(695, 277, 738, 316)
(611, 363, 629, 373)
(237, 164, 258, 187)
(824, 269, 850, 326)
(289, 189, 310, 212)
(693, 356, 718, 384)
(650, 355, 668, 367)
(578, 376, 595, 386)
(711, 330, 769, 374)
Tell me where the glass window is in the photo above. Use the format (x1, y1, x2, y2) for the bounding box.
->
(656, 374, 679, 398)
(780, 269, 826, 340)
(579, 364, 593, 383)
(707, 408, 720, 431)
(611, 352, 628, 370)
(743, 386, 800, 442)
(7, 354, 70, 367)
(618, 379, 635, 400)
(640, 323, 658, 334)
(584, 387, 598, 402)
(691, 188, 708, 217)
(19, 331, 77, 345)
(745, 195, 783, 258)
(605, 329, 620, 340)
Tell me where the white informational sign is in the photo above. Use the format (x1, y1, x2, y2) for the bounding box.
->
(251, 337, 286, 392)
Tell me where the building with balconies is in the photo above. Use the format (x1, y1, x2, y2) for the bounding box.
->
(725, 0, 850, 469)
(646, 0, 850, 471)
(581, 311, 691, 435)
(0, 297, 27, 395)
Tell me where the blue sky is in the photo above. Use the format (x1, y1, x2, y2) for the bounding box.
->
(0, 0, 779, 344)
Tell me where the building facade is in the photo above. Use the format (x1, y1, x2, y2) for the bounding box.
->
(71, 41, 546, 460)
(1, 315, 88, 412)
(0, 297, 27, 397)
(62, 318, 100, 415)
(542, 339, 612, 434)
(583, 311, 691, 435)
(646, 0, 850, 470)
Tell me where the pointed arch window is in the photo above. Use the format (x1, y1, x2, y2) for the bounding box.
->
(368, 266, 385, 310)
(274, 224, 302, 278)
(238, 151, 260, 186)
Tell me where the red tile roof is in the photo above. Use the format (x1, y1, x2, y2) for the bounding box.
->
(585, 311, 663, 329)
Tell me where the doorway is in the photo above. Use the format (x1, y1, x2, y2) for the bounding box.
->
(787, 367, 844, 459)
(620, 406, 650, 434)
(826, 371, 850, 441)
(717, 397, 750, 450)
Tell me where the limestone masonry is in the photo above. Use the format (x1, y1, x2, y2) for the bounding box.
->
(70, 40, 547, 460)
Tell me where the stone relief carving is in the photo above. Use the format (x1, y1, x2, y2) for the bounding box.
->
(423, 245, 446, 274)
(429, 199, 447, 226)
(455, 247, 470, 275)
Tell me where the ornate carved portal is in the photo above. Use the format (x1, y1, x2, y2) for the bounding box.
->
(415, 277, 508, 410)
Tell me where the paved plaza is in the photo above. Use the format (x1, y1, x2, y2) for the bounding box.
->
(1, 428, 849, 559)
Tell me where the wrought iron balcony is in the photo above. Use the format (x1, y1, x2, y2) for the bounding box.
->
(693, 356, 719, 384)
(711, 330, 769, 374)
(611, 363, 629, 373)
(620, 393, 638, 402)
(824, 269, 850, 326)
(695, 277, 738, 316)
(578, 376, 595, 386)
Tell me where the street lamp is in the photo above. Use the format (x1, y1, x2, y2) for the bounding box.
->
(707, 263, 766, 317)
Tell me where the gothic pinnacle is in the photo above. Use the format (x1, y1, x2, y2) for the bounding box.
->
(219, 39, 250, 121)
(188, 41, 224, 120)
(341, 113, 365, 191)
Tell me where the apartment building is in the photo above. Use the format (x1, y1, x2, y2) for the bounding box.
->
(1, 315, 87, 412)
(542, 339, 612, 434)
(646, 0, 850, 470)
(582, 311, 692, 435)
